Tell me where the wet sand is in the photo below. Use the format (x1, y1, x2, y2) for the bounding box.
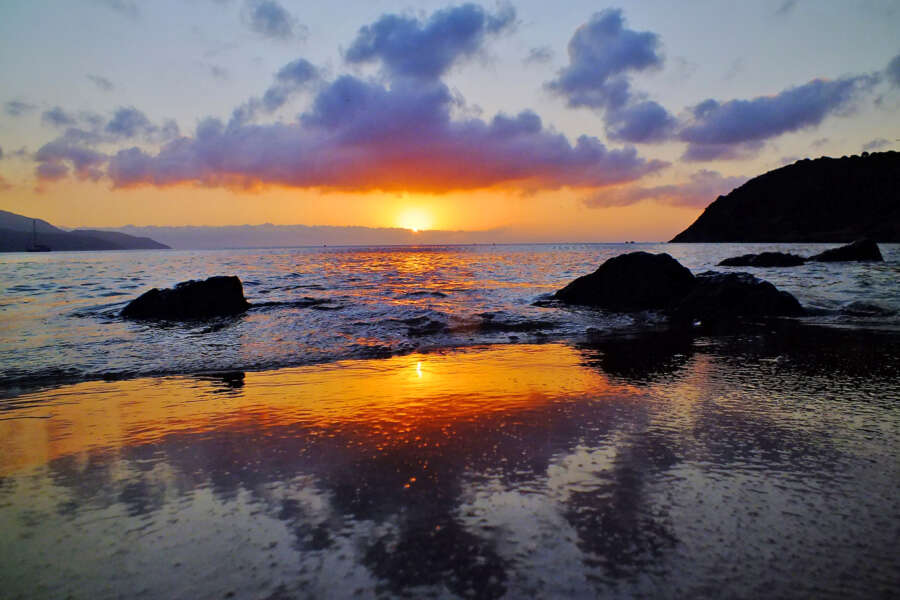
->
(1, 327, 899, 599)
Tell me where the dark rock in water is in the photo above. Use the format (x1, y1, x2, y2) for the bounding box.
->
(808, 239, 883, 262)
(671, 271, 805, 323)
(718, 252, 806, 267)
(122, 276, 250, 319)
(670, 151, 900, 242)
(556, 253, 805, 324)
(554, 252, 695, 311)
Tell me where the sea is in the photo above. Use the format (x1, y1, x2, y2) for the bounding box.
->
(2, 242, 899, 395)
(2, 243, 900, 599)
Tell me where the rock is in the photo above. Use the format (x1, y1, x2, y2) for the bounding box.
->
(671, 151, 900, 242)
(122, 276, 250, 319)
(718, 252, 806, 267)
(808, 239, 883, 262)
(555, 253, 806, 324)
(670, 271, 805, 323)
(554, 252, 695, 311)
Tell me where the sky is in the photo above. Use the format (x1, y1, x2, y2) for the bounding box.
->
(0, 0, 898, 241)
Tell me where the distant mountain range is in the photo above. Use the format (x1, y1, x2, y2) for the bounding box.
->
(672, 151, 900, 242)
(0, 210, 169, 252)
(95, 224, 507, 249)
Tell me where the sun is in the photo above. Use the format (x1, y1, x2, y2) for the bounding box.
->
(397, 207, 433, 232)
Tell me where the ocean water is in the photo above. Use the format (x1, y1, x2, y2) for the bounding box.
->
(2, 244, 900, 599)
(1, 242, 899, 395)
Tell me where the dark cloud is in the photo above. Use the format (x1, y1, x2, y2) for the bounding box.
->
(862, 138, 891, 151)
(242, 0, 303, 40)
(546, 9, 663, 110)
(585, 170, 748, 208)
(887, 52, 900, 87)
(5, 100, 37, 117)
(345, 3, 516, 80)
(87, 74, 114, 92)
(42, 107, 78, 128)
(678, 75, 878, 159)
(262, 58, 319, 111)
(34, 130, 108, 182)
(104, 107, 178, 142)
(230, 58, 320, 126)
(524, 46, 553, 65)
(96, 0, 139, 19)
(605, 100, 676, 143)
(107, 76, 665, 193)
(774, 0, 798, 17)
(546, 9, 674, 144)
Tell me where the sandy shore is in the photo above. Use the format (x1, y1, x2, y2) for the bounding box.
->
(1, 328, 899, 598)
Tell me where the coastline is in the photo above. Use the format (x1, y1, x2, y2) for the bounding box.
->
(2, 332, 899, 598)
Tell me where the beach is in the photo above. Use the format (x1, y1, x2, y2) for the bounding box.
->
(2, 326, 899, 598)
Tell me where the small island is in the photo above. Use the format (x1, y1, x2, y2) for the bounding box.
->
(671, 151, 900, 243)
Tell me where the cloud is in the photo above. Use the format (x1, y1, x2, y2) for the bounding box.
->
(0, 175, 10, 191)
(87, 74, 114, 91)
(107, 76, 666, 193)
(887, 52, 900, 87)
(242, 0, 303, 40)
(811, 137, 829, 148)
(5, 100, 37, 117)
(546, 9, 674, 144)
(209, 64, 229, 80)
(678, 75, 878, 159)
(345, 3, 516, 81)
(34, 130, 108, 182)
(104, 107, 180, 141)
(524, 46, 553, 65)
(546, 9, 663, 110)
(862, 138, 891, 151)
(0, 146, 3, 160)
(230, 58, 320, 126)
(605, 100, 676, 143)
(585, 170, 748, 208)
(96, 0, 139, 19)
(41, 107, 78, 128)
(774, 0, 798, 17)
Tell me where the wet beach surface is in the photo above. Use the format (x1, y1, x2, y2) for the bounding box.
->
(2, 326, 899, 599)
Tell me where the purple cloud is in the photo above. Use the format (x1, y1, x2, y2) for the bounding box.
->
(546, 9, 663, 110)
(546, 9, 674, 144)
(242, 0, 302, 40)
(5, 100, 37, 117)
(585, 170, 748, 208)
(679, 75, 877, 159)
(34, 132, 108, 182)
(887, 52, 900, 87)
(345, 3, 515, 81)
(41, 107, 78, 128)
(107, 76, 665, 193)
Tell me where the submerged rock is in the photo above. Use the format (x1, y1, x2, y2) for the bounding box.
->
(718, 252, 806, 267)
(809, 239, 883, 262)
(671, 271, 805, 323)
(122, 276, 250, 319)
(555, 252, 805, 323)
(554, 252, 695, 311)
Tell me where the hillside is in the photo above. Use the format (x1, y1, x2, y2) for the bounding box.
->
(0, 210, 170, 252)
(671, 151, 900, 242)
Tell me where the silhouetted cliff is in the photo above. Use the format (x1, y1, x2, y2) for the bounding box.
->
(671, 151, 900, 242)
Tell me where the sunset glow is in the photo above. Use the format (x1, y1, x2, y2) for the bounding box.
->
(397, 207, 434, 233)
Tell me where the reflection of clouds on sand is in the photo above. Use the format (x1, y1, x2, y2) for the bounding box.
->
(1, 335, 899, 598)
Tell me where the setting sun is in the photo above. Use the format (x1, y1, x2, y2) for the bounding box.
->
(397, 207, 433, 232)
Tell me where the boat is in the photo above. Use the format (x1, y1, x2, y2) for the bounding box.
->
(25, 219, 51, 252)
